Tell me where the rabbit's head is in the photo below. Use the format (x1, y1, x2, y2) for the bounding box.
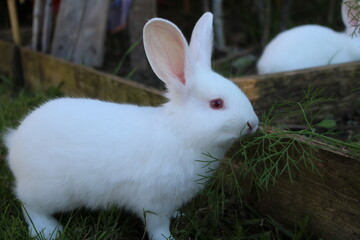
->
(143, 13, 258, 148)
(342, 0, 360, 36)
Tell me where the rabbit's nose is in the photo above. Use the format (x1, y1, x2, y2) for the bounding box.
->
(246, 120, 258, 134)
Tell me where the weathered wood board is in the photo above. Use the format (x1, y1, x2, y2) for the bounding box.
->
(51, 0, 110, 67)
(20, 47, 165, 106)
(240, 133, 360, 240)
(232, 62, 360, 123)
(6, 0, 21, 45)
(128, 0, 159, 87)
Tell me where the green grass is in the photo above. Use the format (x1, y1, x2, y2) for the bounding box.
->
(0, 75, 324, 239)
(112, 39, 140, 79)
(0, 76, 63, 240)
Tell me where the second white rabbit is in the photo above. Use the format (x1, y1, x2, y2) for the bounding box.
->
(257, 0, 360, 74)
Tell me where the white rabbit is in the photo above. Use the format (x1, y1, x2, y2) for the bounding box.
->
(257, 0, 360, 74)
(4, 12, 258, 240)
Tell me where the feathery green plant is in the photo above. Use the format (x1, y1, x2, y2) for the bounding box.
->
(234, 86, 359, 191)
(344, 0, 360, 36)
(112, 39, 140, 79)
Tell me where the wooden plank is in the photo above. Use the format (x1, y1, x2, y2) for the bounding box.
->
(238, 132, 360, 240)
(51, 0, 109, 67)
(72, 0, 110, 66)
(6, 0, 21, 45)
(41, 0, 53, 53)
(20, 47, 165, 106)
(51, 0, 84, 61)
(128, 0, 157, 86)
(232, 61, 360, 123)
(31, 0, 43, 50)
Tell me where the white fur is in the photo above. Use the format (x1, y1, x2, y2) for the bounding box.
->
(5, 12, 258, 240)
(257, 0, 360, 74)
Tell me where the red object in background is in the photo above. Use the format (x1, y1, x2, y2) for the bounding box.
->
(52, 0, 60, 15)
(29, 0, 60, 15)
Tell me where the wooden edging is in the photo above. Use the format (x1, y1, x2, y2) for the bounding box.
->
(20, 47, 165, 106)
(232, 62, 360, 122)
(258, 144, 360, 240)
(235, 129, 360, 240)
(0, 40, 165, 106)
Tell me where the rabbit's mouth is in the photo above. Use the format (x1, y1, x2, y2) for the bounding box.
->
(216, 121, 257, 144)
(246, 121, 258, 135)
(237, 122, 258, 137)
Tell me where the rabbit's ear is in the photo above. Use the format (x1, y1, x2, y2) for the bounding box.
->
(144, 18, 193, 87)
(189, 12, 214, 69)
(342, 0, 359, 34)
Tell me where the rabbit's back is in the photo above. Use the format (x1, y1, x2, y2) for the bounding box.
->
(257, 25, 349, 74)
(6, 98, 159, 171)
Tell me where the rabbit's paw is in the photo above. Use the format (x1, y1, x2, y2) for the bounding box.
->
(23, 205, 63, 240)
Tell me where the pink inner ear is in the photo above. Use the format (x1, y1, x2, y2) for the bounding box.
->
(170, 36, 187, 85)
(350, 20, 358, 27)
(176, 72, 186, 85)
(145, 21, 189, 87)
(349, 8, 358, 26)
(345, 1, 360, 27)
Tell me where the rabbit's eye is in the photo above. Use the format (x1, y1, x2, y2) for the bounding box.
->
(210, 98, 224, 109)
